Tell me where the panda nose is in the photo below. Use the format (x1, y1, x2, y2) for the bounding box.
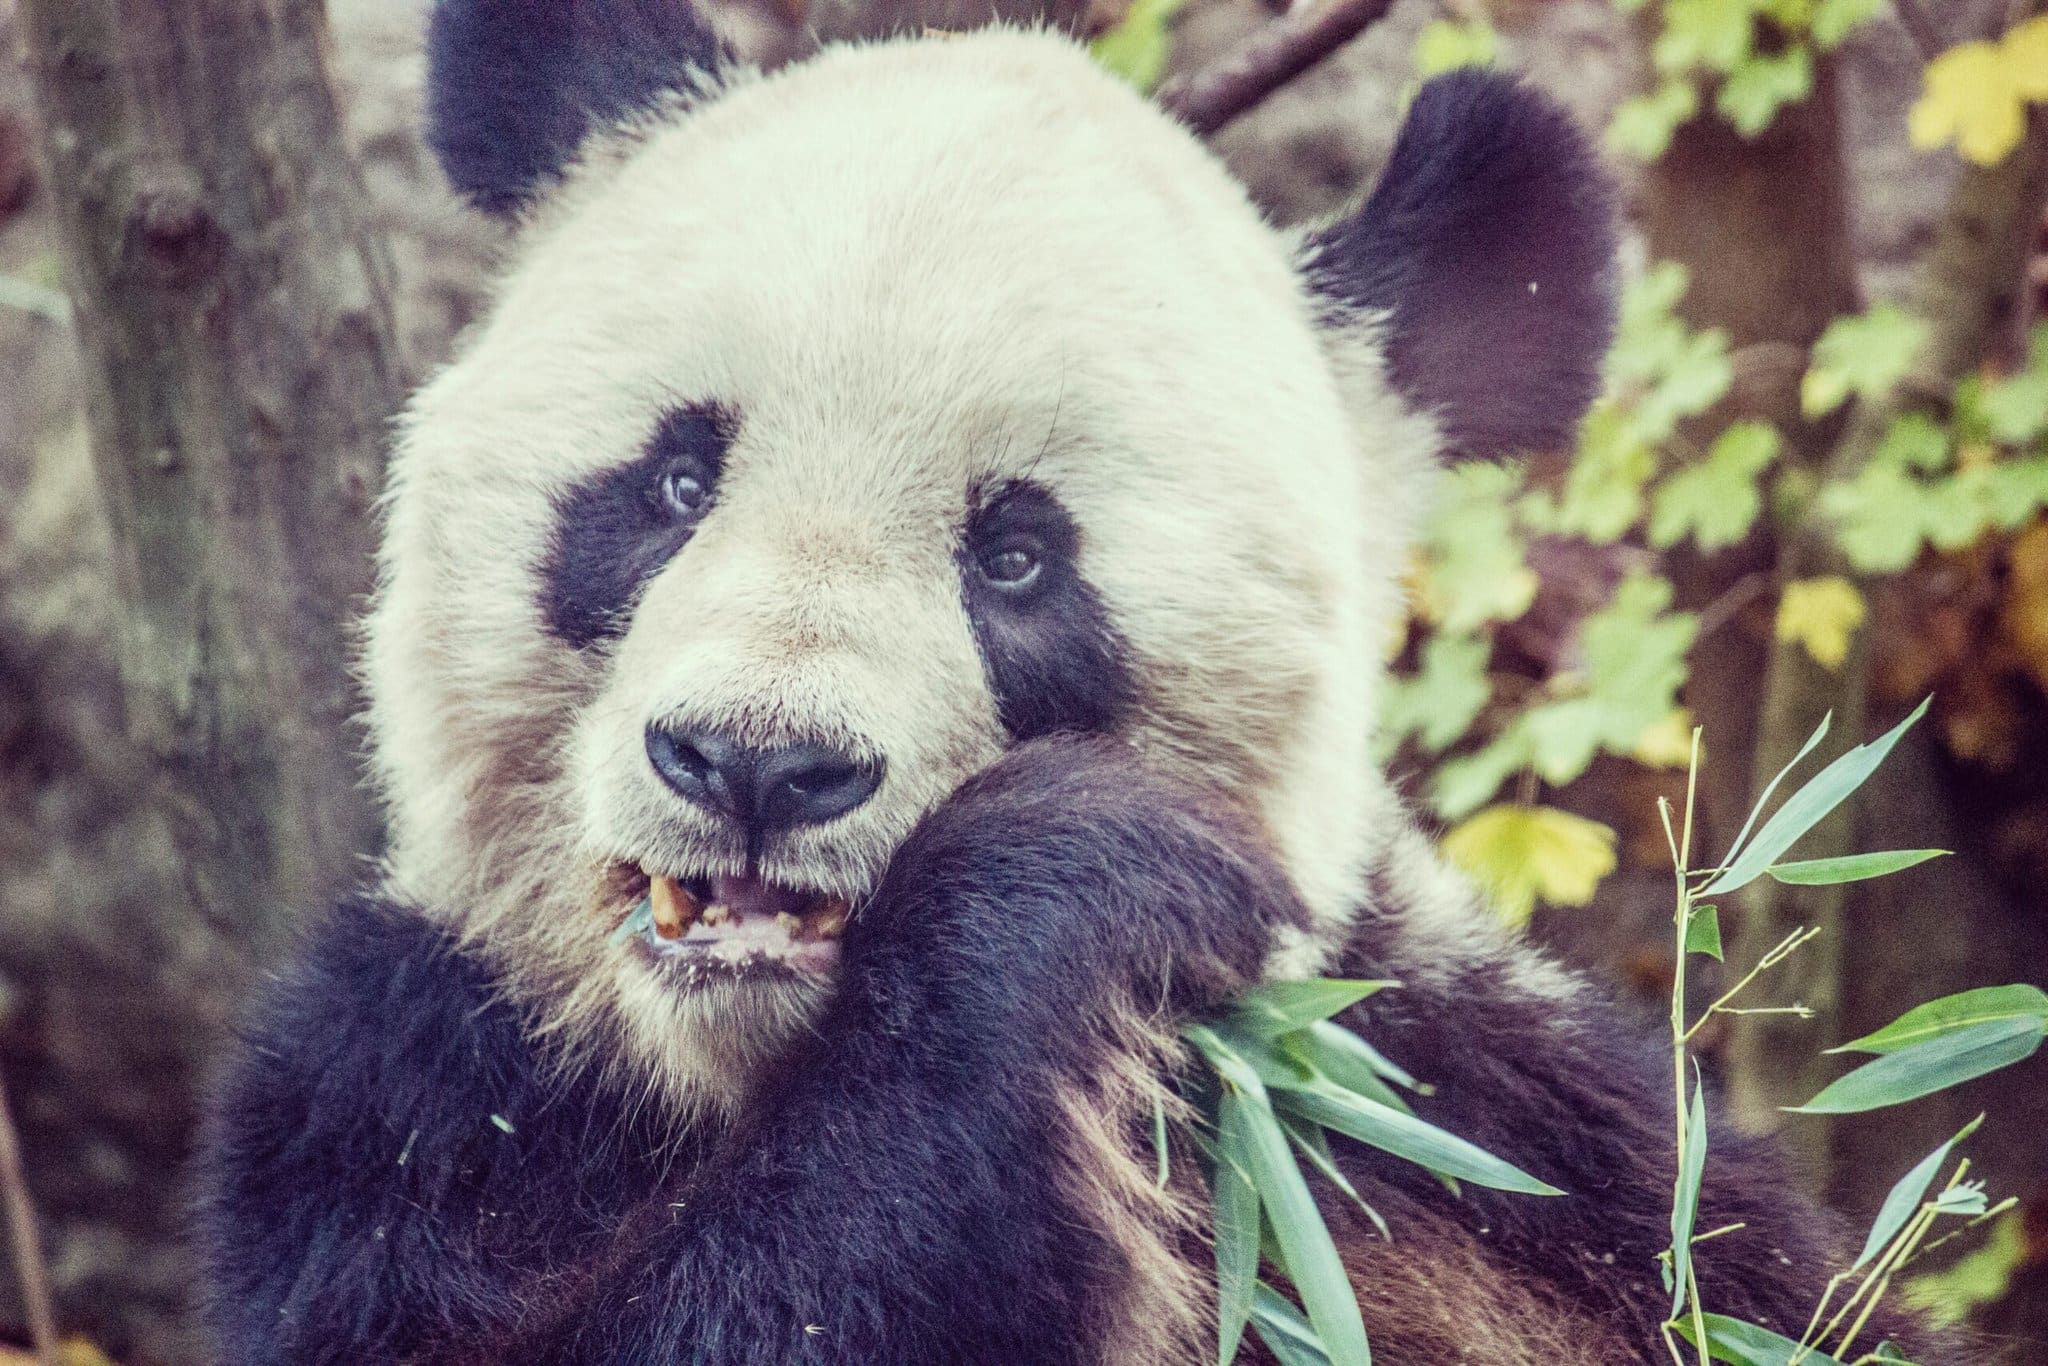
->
(645, 725, 883, 835)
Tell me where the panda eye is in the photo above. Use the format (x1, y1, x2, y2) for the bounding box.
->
(976, 539, 1043, 589)
(658, 464, 713, 517)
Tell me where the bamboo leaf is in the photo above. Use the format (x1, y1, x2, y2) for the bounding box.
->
(1669, 1069, 1709, 1317)
(1249, 1284, 1333, 1366)
(1214, 1093, 1263, 1366)
(1232, 1090, 1372, 1364)
(1856, 1117, 1983, 1271)
(1279, 1113, 1389, 1241)
(1672, 1313, 1843, 1366)
(1712, 711, 1832, 886)
(1764, 849, 1948, 886)
(1274, 1086, 1561, 1196)
(1233, 980, 1395, 1040)
(1791, 1018, 2044, 1115)
(1829, 985, 2048, 1055)
(1684, 904, 1722, 960)
(1700, 699, 1929, 896)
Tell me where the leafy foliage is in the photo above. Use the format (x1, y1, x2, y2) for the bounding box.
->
(1909, 17, 2048, 166)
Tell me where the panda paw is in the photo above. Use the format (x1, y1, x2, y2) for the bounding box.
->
(840, 734, 1308, 1041)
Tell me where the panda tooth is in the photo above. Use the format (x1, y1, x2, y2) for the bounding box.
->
(648, 875, 701, 940)
(700, 902, 733, 928)
(774, 911, 803, 937)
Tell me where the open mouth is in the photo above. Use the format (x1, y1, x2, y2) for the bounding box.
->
(604, 864, 851, 984)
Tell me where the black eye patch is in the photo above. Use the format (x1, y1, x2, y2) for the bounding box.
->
(537, 403, 734, 649)
(959, 482, 1136, 740)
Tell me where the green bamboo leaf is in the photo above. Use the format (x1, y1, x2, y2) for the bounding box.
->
(1278, 1113, 1389, 1241)
(1214, 1094, 1263, 1366)
(1284, 1023, 1416, 1113)
(1249, 1284, 1333, 1366)
(1669, 1069, 1709, 1317)
(607, 897, 654, 945)
(1700, 698, 1929, 896)
(1684, 904, 1722, 960)
(1829, 985, 2048, 1055)
(1233, 980, 1395, 1040)
(1790, 1018, 2044, 1115)
(1233, 1090, 1372, 1364)
(1274, 1086, 1562, 1196)
(1856, 1116, 1983, 1271)
(1764, 849, 1948, 886)
(1710, 711, 1832, 887)
(1672, 1313, 1843, 1366)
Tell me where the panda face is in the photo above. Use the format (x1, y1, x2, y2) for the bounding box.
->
(368, 21, 1613, 1108)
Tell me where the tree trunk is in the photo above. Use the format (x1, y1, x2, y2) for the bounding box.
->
(10, 2, 398, 1355)
(17, 0, 397, 952)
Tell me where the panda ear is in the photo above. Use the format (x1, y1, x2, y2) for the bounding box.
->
(426, 0, 733, 217)
(1301, 70, 1619, 461)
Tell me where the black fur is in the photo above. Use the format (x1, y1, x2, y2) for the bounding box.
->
(958, 481, 1138, 740)
(191, 896, 687, 1362)
(426, 0, 730, 215)
(539, 403, 732, 648)
(1301, 70, 1619, 460)
(195, 739, 1301, 1363)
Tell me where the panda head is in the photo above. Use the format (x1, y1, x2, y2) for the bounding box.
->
(365, 0, 1617, 1109)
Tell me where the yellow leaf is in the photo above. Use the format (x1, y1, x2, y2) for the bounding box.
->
(1441, 805, 1618, 930)
(1632, 708, 1698, 770)
(2003, 16, 2048, 99)
(1776, 575, 1867, 670)
(1909, 41, 2025, 166)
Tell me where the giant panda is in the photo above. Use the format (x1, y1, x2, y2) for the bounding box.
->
(193, 3, 1946, 1362)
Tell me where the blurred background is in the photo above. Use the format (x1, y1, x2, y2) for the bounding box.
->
(1, 0, 2044, 1360)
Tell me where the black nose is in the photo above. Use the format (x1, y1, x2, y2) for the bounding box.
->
(645, 725, 883, 835)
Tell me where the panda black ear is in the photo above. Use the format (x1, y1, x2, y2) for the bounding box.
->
(426, 0, 732, 218)
(1301, 70, 1619, 461)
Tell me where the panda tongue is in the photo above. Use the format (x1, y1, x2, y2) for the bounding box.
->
(711, 873, 808, 923)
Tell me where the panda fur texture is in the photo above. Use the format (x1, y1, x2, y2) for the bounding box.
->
(193, 4, 1947, 1362)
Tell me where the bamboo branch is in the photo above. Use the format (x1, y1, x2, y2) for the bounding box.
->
(1157, 0, 1400, 137)
(0, 1067, 57, 1366)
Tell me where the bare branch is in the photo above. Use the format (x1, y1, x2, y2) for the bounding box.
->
(0, 1067, 58, 1366)
(1157, 0, 1400, 138)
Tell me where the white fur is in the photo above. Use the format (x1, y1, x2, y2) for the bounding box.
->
(363, 27, 1502, 1110)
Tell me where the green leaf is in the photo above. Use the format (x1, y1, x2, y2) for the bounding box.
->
(1802, 305, 1929, 418)
(1609, 79, 1700, 161)
(1088, 0, 1194, 92)
(1213, 1094, 1263, 1366)
(1230, 1092, 1372, 1365)
(1287, 1021, 1417, 1111)
(1699, 697, 1930, 896)
(1669, 1069, 1709, 1317)
(1279, 1112, 1389, 1240)
(1684, 904, 1722, 960)
(1828, 985, 2048, 1056)
(1856, 1116, 1984, 1270)
(1273, 1086, 1562, 1196)
(608, 897, 653, 945)
(1791, 1017, 2045, 1114)
(1653, 0, 1756, 74)
(1377, 633, 1492, 757)
(1649, 420, 1779, 551)
(1873, 412, 1952, 472)
(1249, 1284, 1333, 1366)
(1413, 19, 1498, 77)
(1765, 848, 1949, 885)
(1716, 46, 1813, 136)
(1672, 1313, 1843, 1365)
(1711, 710, 1831, 885)
(1811, 0, 1884, 46)
(1233, 980, 1394, 1040)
